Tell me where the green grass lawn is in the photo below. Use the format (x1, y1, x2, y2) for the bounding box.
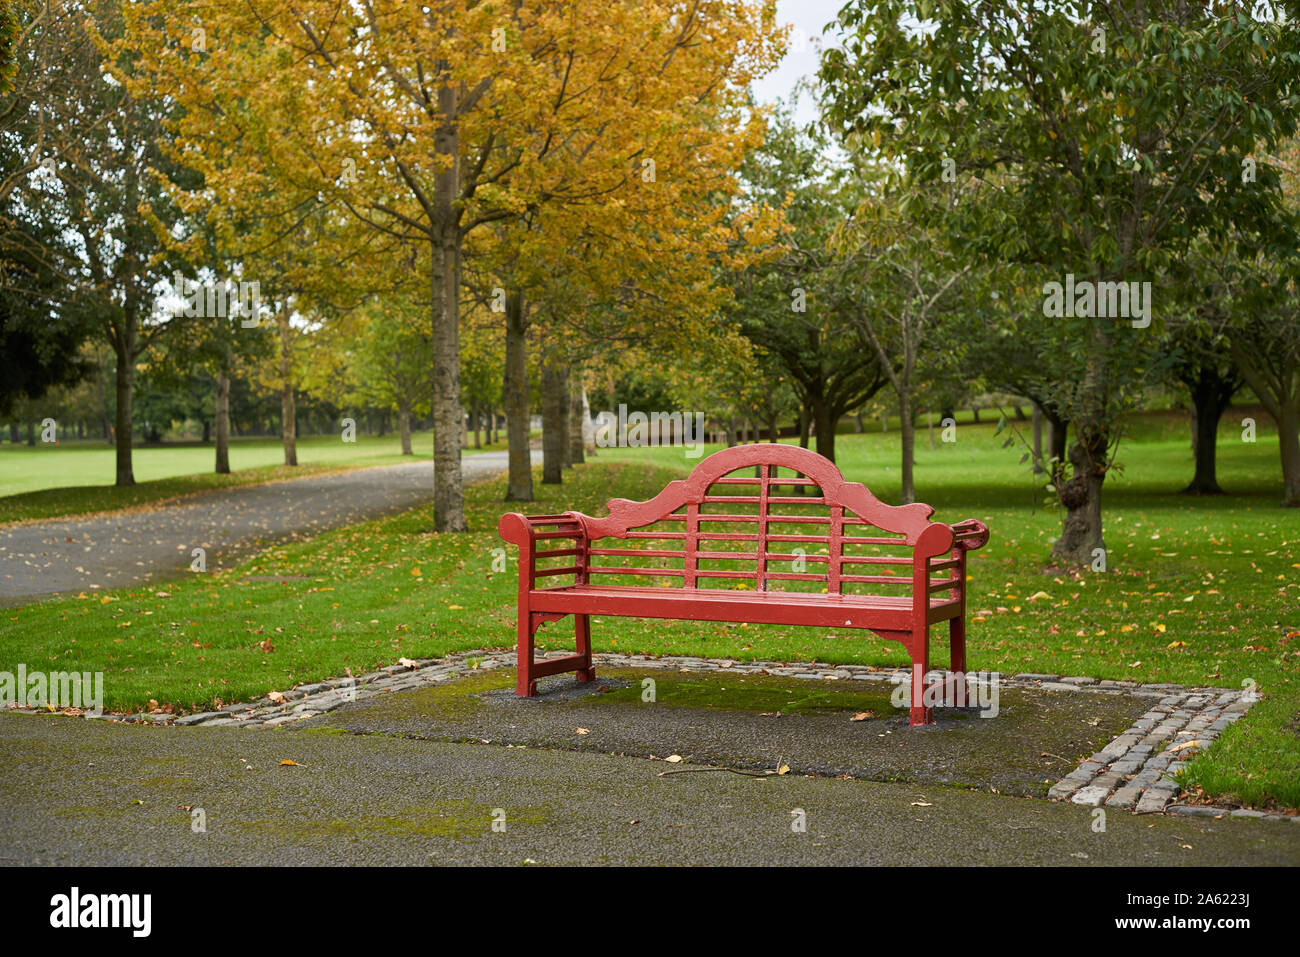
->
(1, 413, 1296, 808)
(0, 430, 509, 524)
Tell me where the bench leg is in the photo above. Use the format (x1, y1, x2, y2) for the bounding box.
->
(949, 616, 969, 707)
(516, 610, 538, 697)
(574, 613, 595, 683)
(909, 630, 934, 727)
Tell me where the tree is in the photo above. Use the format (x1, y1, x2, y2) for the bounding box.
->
(823, 0, 1300, 562)
(839, 184, 974, 503)
(121, 0, 781, 530)
(349, 297, 434, 456)
(728, 109, 889, 463)
(31, 2, 191, 484)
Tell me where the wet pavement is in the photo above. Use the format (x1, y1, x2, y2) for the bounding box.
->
(2, 669, 1296, 866)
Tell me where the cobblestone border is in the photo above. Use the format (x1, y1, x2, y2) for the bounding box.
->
(35, 650, 1288, 821)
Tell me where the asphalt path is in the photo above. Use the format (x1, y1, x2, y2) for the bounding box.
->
(0, 451, 538, 604)
(1, 708, 1295, 866)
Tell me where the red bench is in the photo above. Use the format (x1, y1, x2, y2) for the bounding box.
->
(497, 444, 989, 725)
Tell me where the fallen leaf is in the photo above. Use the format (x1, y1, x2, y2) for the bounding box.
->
(850, 711, 875, 721)
(777, 764, 790, 775)
(267, 691, 286, 703)
(398, 657, 418, 669)
(664, 754, 682, 763)
(575, 728, 591, 735)
(1167, 740, 1203, 754)
(279, 759, 299, 767)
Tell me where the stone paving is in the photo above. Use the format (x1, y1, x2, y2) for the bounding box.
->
(26, 650, 1289, 821)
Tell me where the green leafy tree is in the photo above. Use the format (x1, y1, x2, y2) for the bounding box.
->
(823, 0, 1300, 561)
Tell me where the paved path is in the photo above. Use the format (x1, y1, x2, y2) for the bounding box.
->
(0, 451, 537, 604)
(2, 700, 1295, 866)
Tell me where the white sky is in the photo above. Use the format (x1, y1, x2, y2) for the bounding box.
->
(750, 0, 850, 126)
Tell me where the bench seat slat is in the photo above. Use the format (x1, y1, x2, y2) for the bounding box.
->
(528, 583, 961, 631)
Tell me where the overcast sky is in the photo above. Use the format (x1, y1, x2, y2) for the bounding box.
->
(750, 0, 849, 126)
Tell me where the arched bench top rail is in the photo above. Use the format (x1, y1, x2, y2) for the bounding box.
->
(573, 444, 936, 544)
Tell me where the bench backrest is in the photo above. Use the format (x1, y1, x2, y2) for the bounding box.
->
(566, 444, 948, 597)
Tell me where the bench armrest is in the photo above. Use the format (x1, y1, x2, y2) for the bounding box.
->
(498, 513, 590, 591)
(950, 519, 990, 551)
(497, 512, 587, 547)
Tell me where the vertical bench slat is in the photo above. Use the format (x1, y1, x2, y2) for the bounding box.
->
(756, 464, 770, 591)
(684, 503, 699, 588)
(829, 504, 843, 594)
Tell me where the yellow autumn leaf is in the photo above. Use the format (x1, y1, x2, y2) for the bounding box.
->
(279, 759, 299, 766)
(410, 567, 422, 577)
(1153, 623, 1167, 633)
(664, 753, 681, 762)
(850, 711, 874, 721)
(575, 728, 591, 735)
(1167, 640, 1187, 649)
(777, 764, 790, 775)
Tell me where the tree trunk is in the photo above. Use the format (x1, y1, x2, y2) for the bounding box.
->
(277, 308, 298, 466)
(880, 411, 888, 432)
(1045, 412, 1069, 490)
(503, 291, 532, 501)
(9, 423, 18, 443)
(1182, 375, 1232, 494)
(927, 409, 935, 449)
(1231, 339, 1299, 506)
(540, 351, 568, 484)
(768, 410, 778, 443)
(1031, 404, 1044, 474)
(1052, 427, 1107, 564)
(430, 87, 467, 532)
(113, 345, 135, 486)
(567, 371, 586, 465)
(1276, 403, 1300, 507)
(970, 406, 980, 424)
(798, 408, 810, 448)
(214, 367, 231, 475)
(399, 404, 413, 455)
(813, 405, 837, 464)
(900, 395, 916, 504)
